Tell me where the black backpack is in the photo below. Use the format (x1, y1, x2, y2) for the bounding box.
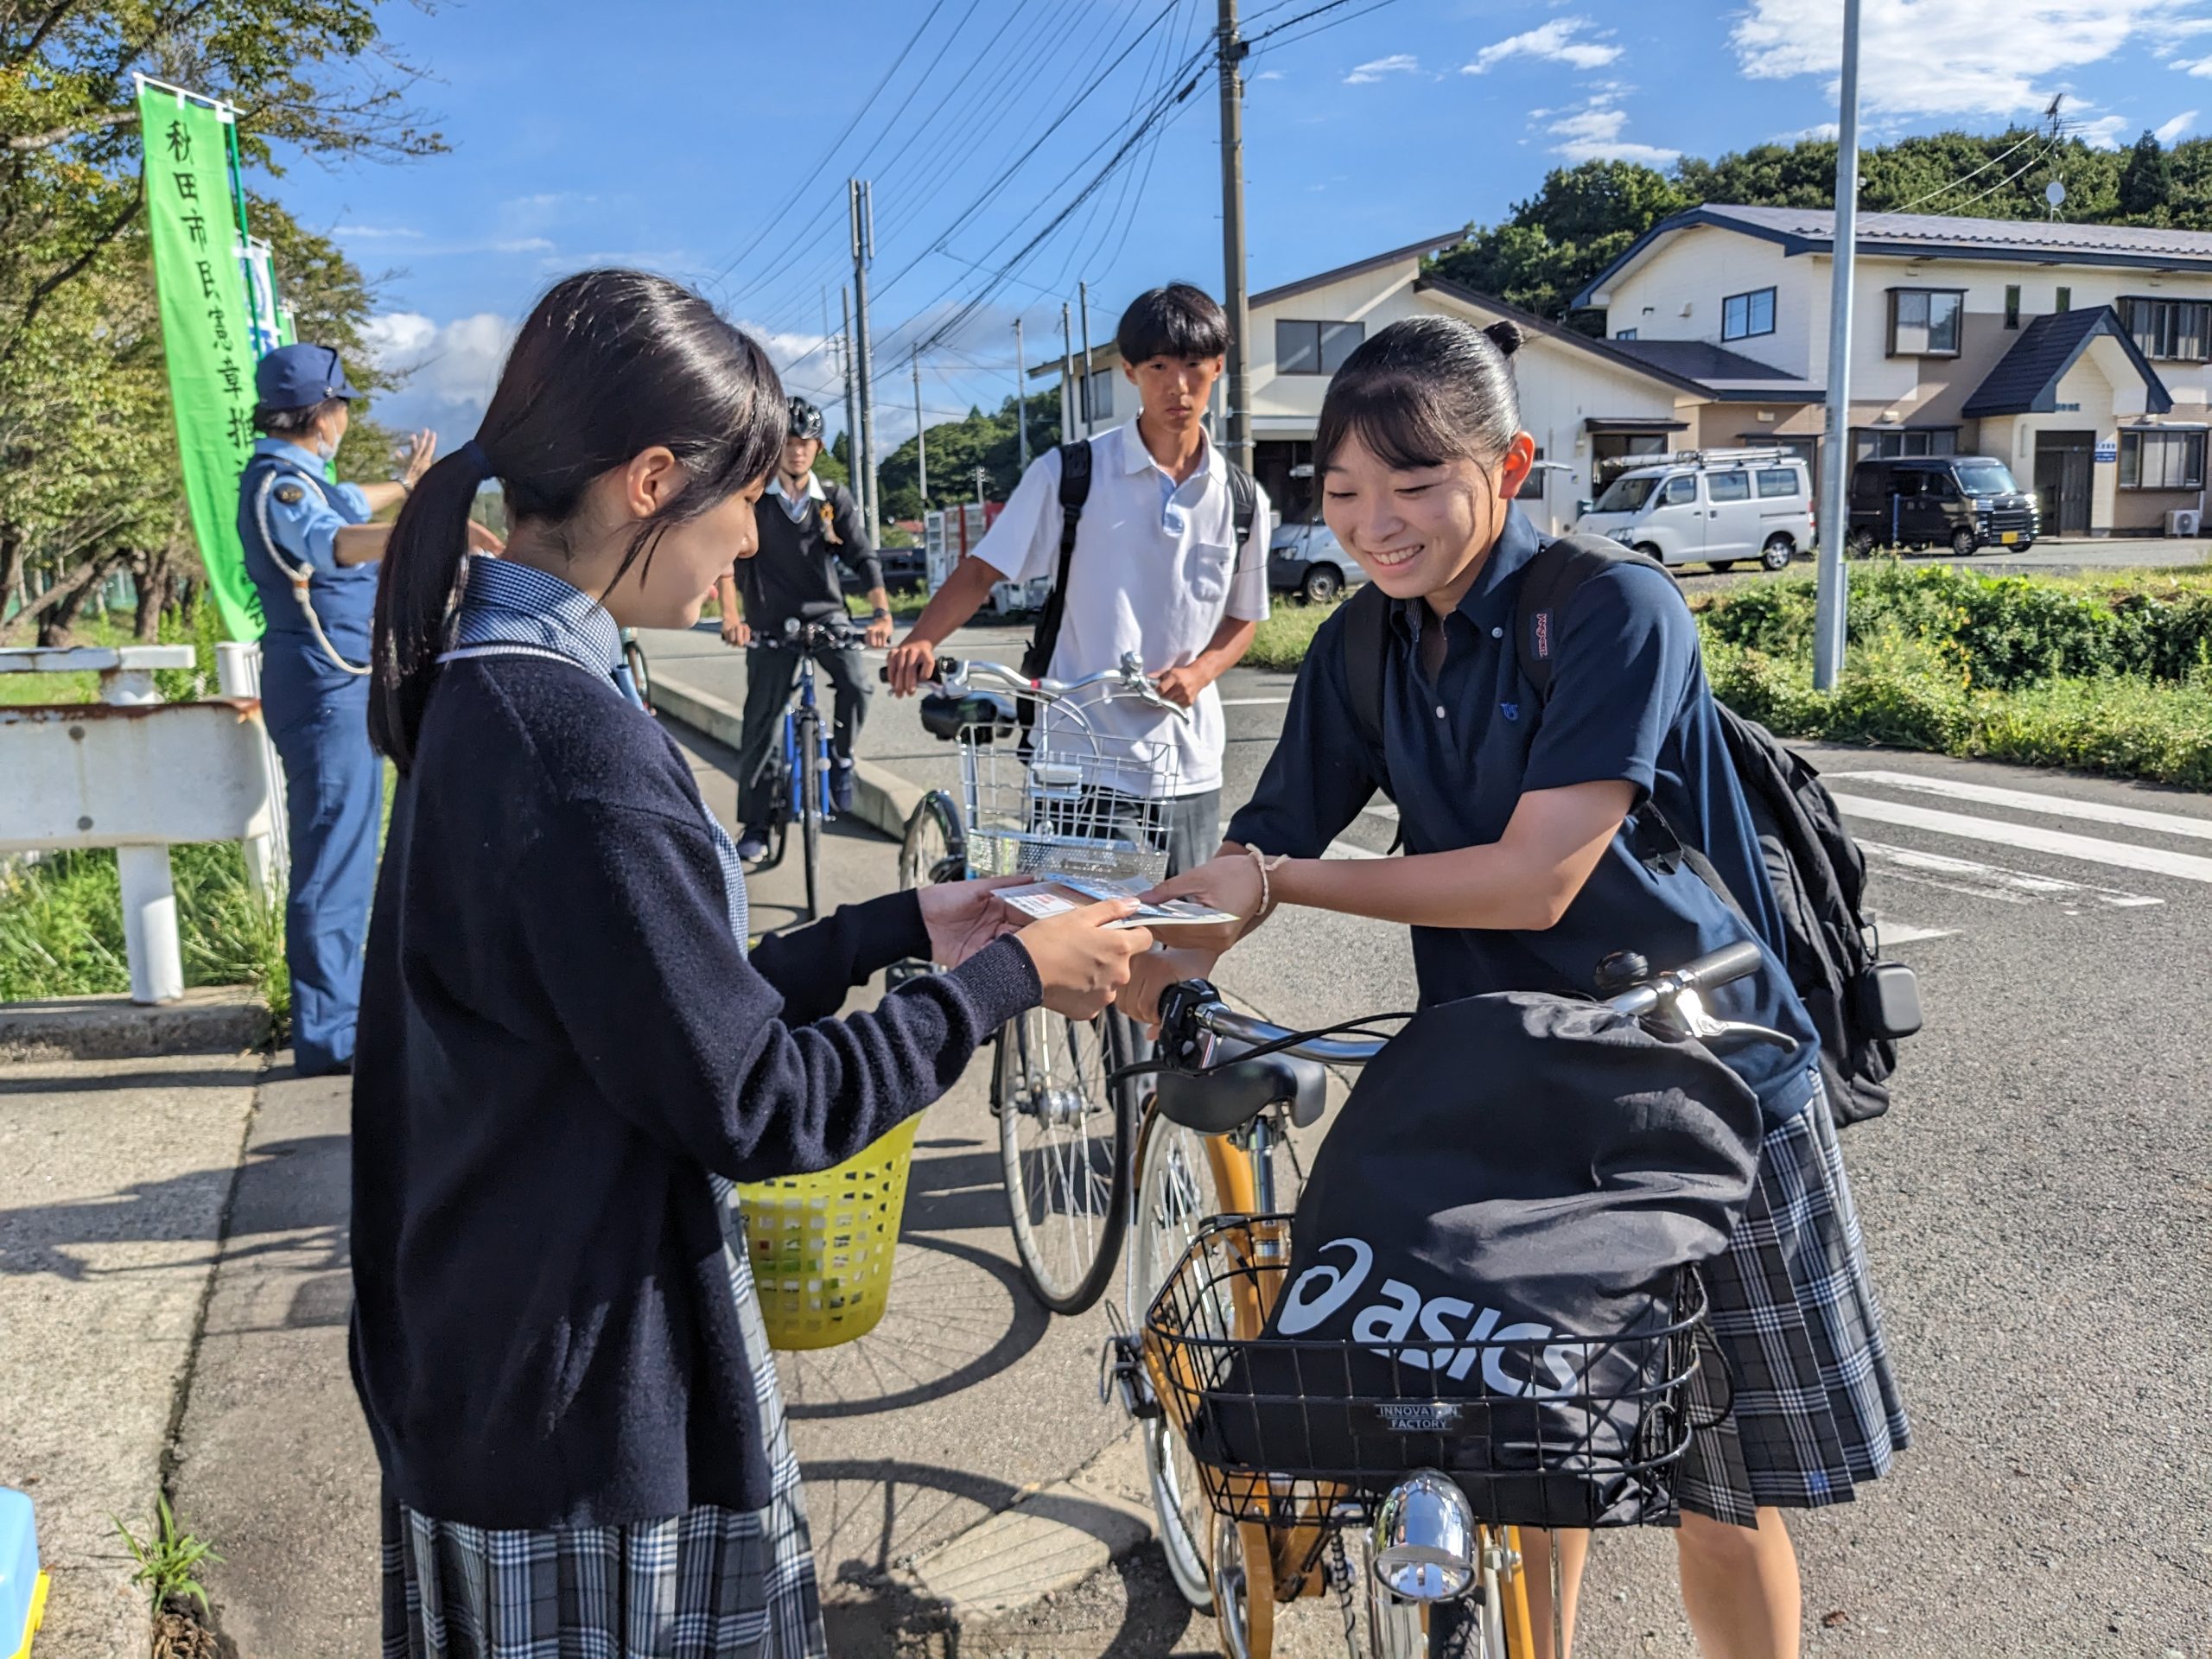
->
(1339, 533, 1922, 1130)
(1019, 437, 1261, 682)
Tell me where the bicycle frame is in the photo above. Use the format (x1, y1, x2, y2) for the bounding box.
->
(779, 652, 834, 825)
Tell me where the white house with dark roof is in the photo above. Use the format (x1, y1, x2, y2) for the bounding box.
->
(1575, 206, 2212, 535)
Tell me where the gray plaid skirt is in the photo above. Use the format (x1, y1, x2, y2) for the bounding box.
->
(1675, 1072, 1910, 1527)
(380, 1179, 827, 1659)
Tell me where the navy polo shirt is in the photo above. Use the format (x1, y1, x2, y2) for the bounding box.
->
(1228, 506, 1819, 1117)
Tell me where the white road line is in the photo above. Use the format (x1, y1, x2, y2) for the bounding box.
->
(1828, 769, 2212, 843)
(1859, 838, 2163, 910)
(1832, 794, 2212, 886)
(1219, 696, 1293, 707)
(1362, 799, 1401, 821)
(1876, 924, 1958, 944)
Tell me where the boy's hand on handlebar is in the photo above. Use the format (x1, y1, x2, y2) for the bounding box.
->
(721, 616, 751, 648)
(914, 874, 1027, 967)
(1152, 664, 1204, 709)
(1141, 853, 1267, 954)
(885, 637, 937, 696)
(1013, 901, 1154, 1020)
(1122, 944, 1220, 1034)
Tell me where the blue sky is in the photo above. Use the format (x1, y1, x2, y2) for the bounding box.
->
(266, 0, 2212, 445)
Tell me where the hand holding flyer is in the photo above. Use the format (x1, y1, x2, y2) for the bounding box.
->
(997, 871, 1240, 931)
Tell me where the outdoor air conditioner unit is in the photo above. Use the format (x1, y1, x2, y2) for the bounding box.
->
(2164, 508, 2201, 537)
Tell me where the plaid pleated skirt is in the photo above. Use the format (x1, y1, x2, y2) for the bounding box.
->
(1675, 1072, 1910, 1527)
(380, 1178, 828, 1659)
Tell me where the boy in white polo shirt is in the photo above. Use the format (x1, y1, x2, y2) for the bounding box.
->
(885, 283, 1271, 874)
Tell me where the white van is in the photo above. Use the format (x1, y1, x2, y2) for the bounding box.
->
(1573, 449, 1814, 573)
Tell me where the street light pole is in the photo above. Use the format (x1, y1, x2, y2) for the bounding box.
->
(849, 179, 881, 543)
(1078, 280, 1096, 438)
(1814, 0, 1862, 691)
(839, 285, 864, 529)
(914, 352, 927, 504)
(1217, 0, 1253, 472)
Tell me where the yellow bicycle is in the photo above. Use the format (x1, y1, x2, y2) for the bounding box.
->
(1108, 944, 1770, 1657)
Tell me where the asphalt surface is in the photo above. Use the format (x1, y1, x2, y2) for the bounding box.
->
(645, 620, 2212, 1658)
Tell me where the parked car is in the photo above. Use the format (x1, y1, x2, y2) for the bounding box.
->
(1574, 449, 1813, 573)
(1268, 518, 1369, 603)
(1847, 454, 2037, 556)
(839, 543, 925, 593)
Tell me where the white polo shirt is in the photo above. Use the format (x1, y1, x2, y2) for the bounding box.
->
(970, 421, 1270, 798)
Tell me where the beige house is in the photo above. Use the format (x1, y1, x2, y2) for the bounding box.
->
(1577, 206, 2212, 536)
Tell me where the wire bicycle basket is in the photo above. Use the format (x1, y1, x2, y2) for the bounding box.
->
(1141, 1217, 1708, 1534)
(957, 677, 1183, 884)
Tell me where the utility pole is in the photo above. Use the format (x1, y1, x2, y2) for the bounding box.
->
(913, 353, 927, 503)
(849, 179, 881, 543)
(1217, 0, 1253, 472)
(1014, 316, 1029, 469)
(974, 462, 988, 505)
(1813, 0, 1861, 692)
(1060, 304, 1076, 441)
(1078, 280, 1096, 437)
(839, 285, 864, 528)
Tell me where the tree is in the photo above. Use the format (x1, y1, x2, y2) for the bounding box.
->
(2120, 130, 2175, 219)
(0, 0, 440, 639)
(1428, 161, 1690, 329)
(874, 391, 1060, 523)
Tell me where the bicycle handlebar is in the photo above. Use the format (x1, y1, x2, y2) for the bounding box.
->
(878, 652, 1191, 724)
(1172, 940, 1777, 1066)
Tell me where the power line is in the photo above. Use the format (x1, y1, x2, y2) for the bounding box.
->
(1248, 0, 1405, 54)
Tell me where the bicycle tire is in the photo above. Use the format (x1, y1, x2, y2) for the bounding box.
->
(995, 1007, 1135, 1316)
(798, 714, 823, 921)
(752, 750, 792, 874)
(1127, 1109, 1276, 1611)
(898, 790, 967, 893)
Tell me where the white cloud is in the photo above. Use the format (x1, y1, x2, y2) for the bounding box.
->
(1772, 122, 1840, 143)
(1732, 0, 2212, 121)
(2069, 110, 2133, 148)
(1253, 68, 1285, 80)
(1465, 17, 1622, 74)
(360, 311, 517, 432)
(493, 238, 556, 255)
(1545, 97, 1681, 163)
(335, 223, 423, 240)
(2158, 108, 2200, 141)
(1345, 53, 1421, 84)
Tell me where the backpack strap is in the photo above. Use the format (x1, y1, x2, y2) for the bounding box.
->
(1227, 461, 1258, 560)
(1020, 440, 1092, 680)
(1338, 580, 1395, 804)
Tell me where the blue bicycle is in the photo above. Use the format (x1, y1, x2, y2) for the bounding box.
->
(747, 613, 859, 921)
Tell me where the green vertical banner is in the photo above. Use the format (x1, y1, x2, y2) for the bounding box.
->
(139, 83, 264, 641)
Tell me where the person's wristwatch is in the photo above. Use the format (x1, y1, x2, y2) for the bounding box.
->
(870, 608, 893, 623)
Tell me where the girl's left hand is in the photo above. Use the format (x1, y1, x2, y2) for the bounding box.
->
(915, 875, 1027, 967)
(1141, 853, 1267, 955)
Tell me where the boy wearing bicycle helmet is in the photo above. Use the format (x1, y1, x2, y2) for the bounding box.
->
(886, 283, 1271, 875)
(1142, 316, 1908, 1659)
(719, 397, 888, 860)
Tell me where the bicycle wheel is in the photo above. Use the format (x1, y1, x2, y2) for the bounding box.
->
(752, 750, 791, 874)
(898, 790, 966, 893)
(995, 1007, 1134, 1315)
(799, 717, 823, 922)
(1128, 1111, 1274, 1610)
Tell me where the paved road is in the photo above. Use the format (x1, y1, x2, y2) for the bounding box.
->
(645, 624, 2212, 1657)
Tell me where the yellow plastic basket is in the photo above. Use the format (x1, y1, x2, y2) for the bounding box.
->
(736, 1116, 921, 1351)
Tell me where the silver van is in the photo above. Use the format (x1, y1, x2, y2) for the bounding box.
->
(1574, 449, 1814, 573)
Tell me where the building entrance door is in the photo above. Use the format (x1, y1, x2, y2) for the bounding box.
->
(2032, 430, 2094, 536)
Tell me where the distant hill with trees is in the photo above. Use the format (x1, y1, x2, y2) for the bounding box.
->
(1431, 127, 2211, 332)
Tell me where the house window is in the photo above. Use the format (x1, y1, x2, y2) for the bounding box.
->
(1852, 427, 1959, 462)
(2119, 297, 2212, 363)
(1888, 289, 1963, 357)
(1275, 319, 1364, 375)
(2005, 285, 2021, 329)
(1616, 328, 1638, 340)
(1080, 368, 1115, 424)
(2056, 286, 2071, 313)
(1721, 288, 1776, 341)
(2119, 429, 2207, 489)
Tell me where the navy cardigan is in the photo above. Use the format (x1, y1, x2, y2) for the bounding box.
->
(350, 655, 1040, 1528)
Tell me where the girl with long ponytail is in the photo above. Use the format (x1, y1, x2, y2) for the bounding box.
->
(353, 270, 1151, 1659)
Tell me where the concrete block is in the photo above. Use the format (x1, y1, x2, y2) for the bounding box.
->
(0, 988, 270, 1065)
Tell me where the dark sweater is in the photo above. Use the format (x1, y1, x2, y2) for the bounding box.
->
(737, 479, 880, 632)
(350, 655, 1040, 1528)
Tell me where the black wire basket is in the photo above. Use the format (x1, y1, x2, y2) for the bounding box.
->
(1141, 1216, 1709, 1533)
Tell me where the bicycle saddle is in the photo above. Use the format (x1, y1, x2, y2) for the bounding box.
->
(1154, 1047, 1329, 1135)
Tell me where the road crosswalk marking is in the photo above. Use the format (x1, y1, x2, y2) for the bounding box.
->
(1859, 838, 2162, 910)
(1832, 794, 2212, 886)
(1828, 770, 2212, 843)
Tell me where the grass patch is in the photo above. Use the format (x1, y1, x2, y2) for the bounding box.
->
(1236, 562, 2212, 790)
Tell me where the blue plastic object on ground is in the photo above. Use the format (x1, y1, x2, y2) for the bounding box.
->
(0, 1486, 46, 1659)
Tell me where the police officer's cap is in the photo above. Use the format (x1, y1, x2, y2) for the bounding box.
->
(255, 343, 360, 412)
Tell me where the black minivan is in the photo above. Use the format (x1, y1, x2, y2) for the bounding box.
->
(1847, 455, 2039, 556)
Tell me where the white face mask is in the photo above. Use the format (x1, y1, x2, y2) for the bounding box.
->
(312, 434, 340, 461)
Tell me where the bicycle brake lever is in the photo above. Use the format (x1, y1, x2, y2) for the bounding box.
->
(1668, 988, 1801, 1055)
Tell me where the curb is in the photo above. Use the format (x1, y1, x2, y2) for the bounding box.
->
(650, 671, 923, 844)
(0, 986, 271, 1064)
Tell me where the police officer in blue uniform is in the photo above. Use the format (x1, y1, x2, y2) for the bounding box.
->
(239, 343, 445, 1076)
